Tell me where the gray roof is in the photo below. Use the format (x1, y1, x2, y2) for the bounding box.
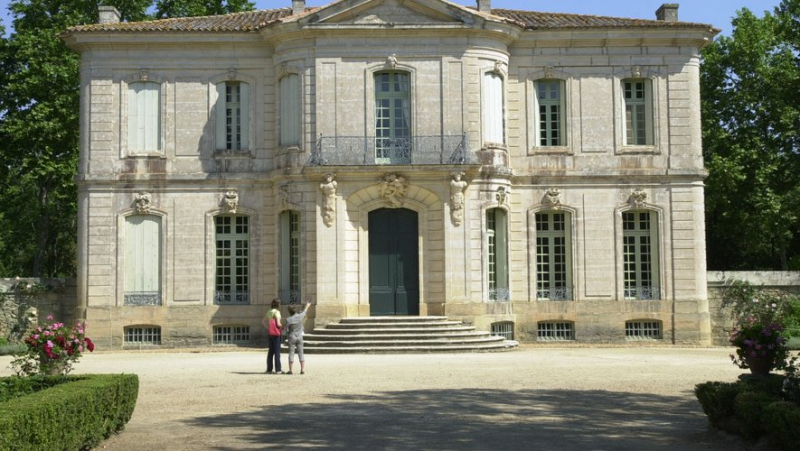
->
(63, 6, 716, 35)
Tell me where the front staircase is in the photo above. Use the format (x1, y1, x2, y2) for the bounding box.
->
(297, 316, 518, 353)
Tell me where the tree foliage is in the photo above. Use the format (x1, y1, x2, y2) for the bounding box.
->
(701, 0, 800, 270)
(0, 0, 254, 277)
(154, 0, 254, 18)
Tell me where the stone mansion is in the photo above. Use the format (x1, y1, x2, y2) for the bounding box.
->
(61, 0, 719, 349)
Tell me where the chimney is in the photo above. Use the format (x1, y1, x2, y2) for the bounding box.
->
(477, 0, 491, 14)
(655, 4, 679, 22)
(292, 0, 306, 16)
(98, 6, 121, 24)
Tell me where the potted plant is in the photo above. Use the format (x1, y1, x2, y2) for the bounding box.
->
(11, 315, 95, 376)
(724, 280, 795, 376)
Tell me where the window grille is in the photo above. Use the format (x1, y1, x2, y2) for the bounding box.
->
(124, 326, 161, 345)
(213, 325, 251, 345)
(537, 322, 574, 341)
(215, 215, 249, 305)
(625, 321, 662, 340)
(491, 321, 514, 340)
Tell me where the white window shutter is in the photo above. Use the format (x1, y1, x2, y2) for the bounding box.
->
(143, 84, 160, 151)
(126, 215, 161, 294)
(127, 85, 138, 151)
(215, 82, 226, 150)
(280, 75, 300, 146)
(240, 82, 250, 150)
(483, 72, 504, 145)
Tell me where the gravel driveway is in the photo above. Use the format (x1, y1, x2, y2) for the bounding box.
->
(1, 346, 754, 450)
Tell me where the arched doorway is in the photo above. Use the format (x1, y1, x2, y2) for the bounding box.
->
(368, 208, 419, 315)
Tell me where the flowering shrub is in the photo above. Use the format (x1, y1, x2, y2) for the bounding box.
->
(723, 280, 795, 374)
(11, 315, 95, 376)
(729, 320, 790, 372)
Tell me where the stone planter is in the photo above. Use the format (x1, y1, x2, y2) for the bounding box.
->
(40, 359, 66, 376)
(744, 354, 773, 376)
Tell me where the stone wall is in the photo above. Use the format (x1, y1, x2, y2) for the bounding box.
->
(707, 271, 800, 346)
(0, 278, 79, 341)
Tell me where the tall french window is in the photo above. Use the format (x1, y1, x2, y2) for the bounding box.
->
(623, 79, 653, 145)
(487, 208, 509, 301)
(535, 211, 572, 300)
(216, 81, 249, 151)
(280, 210, 301, 303)
(536, 80, 565, 146)
(215, 215, 249, 304)
(622, 211, 660, 300)
(374, 71, 411, 163)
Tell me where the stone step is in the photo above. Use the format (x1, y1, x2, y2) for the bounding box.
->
(304, 336, 506, 347)
(305, 331, 489, 340)
(294, 315, 518, 354)
(312, 325, 477, 334)
(297, 341, 518, 354)
(338, 316, 449, 323)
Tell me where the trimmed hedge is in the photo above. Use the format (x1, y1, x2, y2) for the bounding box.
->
(696, 375, 800, 451)
(0, 374, 139, 450)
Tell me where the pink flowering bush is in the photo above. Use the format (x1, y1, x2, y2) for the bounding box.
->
(724, 280, 795, 374)
(729, 320, 790, 372)
(11, 315, 95, 376)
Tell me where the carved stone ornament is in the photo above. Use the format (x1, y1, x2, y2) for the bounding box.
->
(630, 188, 648, 209)
(386, 54, 398, 69)
(493, 60, 505, 74)
(544, 66, 555, 79)
(223, 190, 239, 214)
(450, 172, 468, 226)
(378, 172, 407, 208)
(544, 188, 561, 210)
(280, 184, 291, 210)
(496, 187, 508, 205)
(631, 65, 642, 78)
(319, 173, 337, 227)
(228, 69, 237, 80)
(133, 192, 152, 214)
(139, 70, 149, 82)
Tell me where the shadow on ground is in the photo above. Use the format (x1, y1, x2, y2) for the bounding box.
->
(185, 388, 742, 450)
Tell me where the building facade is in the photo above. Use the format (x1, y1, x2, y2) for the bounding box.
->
(63, 0, 718, 349)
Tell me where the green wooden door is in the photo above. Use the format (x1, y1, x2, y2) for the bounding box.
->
(369, 208, 419, 316)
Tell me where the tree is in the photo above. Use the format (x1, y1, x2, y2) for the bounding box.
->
(0, 0, 254, 277)
(701, 0, 800, 270)
(154, 0, 254, 18)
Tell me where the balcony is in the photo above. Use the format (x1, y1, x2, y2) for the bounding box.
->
(309, 135, 470, 166)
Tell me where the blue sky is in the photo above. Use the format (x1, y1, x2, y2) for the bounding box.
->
(0, 0, 783, 37)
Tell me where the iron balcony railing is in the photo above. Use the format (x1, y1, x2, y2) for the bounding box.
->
(536, 286, 574, 301)
(214, 291, 250, 305)
(309, 135, 470, 166)
(124, 292, 162, 306)
(624, 285, 661, 300)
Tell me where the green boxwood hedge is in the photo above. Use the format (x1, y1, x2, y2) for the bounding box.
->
(0, 374, 139, 450)
(696, 375, 800, 451)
